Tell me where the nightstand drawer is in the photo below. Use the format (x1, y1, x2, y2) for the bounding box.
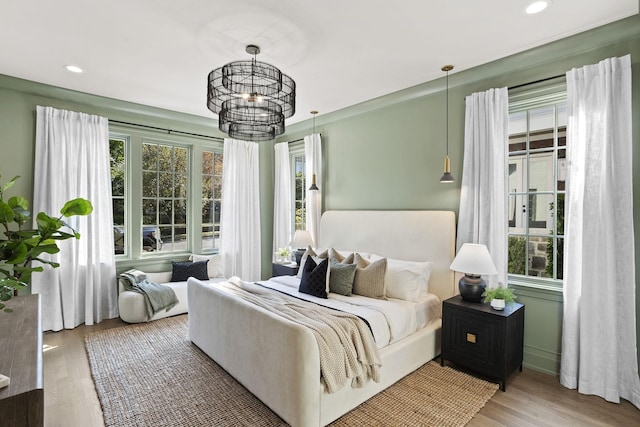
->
(444, 306, 504, 372)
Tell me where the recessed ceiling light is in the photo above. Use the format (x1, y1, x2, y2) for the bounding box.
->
(525, 0, 551, 14)
(64, 65, 84, 73)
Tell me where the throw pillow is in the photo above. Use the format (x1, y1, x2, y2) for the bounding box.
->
(298, 256, 329, 298)
(296, 246, 329, 279)
(189, 253, 223, 278)
(328, 259, 357, 296)
(351, 253, 387, 299)
(171, 260, 209, 282)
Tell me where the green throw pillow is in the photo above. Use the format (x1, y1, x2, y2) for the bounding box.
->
(329, 259, 357, 296)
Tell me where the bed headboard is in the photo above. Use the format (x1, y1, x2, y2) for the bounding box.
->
(318, 210, 457, 302)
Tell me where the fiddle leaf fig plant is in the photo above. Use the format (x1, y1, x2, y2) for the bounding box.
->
(0, 175, 93, 313)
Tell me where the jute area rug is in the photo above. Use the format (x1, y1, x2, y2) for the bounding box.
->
(85, 315, 498, 427)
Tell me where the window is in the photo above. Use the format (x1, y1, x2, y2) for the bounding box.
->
(109, 127, 223, 258)
(292, 152, 306, 231)
(508, 88, 566, 283)
(201, 149, 223, 251)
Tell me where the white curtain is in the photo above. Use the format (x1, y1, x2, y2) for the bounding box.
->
(219, 138, 261, 281)
(457, 87, 509, 288)
(32, 106, 117, 331)
(560, 55, 640, 408)
(304, 133, 322, 246)
(273, 142, 292, 254)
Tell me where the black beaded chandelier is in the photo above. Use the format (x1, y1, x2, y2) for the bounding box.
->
(207, 45, 296, 141)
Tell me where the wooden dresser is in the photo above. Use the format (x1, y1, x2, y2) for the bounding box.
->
(0, 294, 44, 426)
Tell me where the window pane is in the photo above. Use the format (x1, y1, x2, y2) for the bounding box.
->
(214, 152, 224, 175)
(202, 151, 213, 173)
(158, 145, 172, 170)
(508, 236, 527, 275)
(174, 200, 187, 224)
(142, 144, 157, 170)
(528, 192, 553, 234)
(556, 193, 565, 235)
(529, 153, 553, 192)
(113, 199, 125, 226)
(557, 149, 566, 191)
(159, 172, 173, 197)
(175, 174, 187, 198)
(556, 237, 564, 280)
(202, 176, 213, 199)
(143, 200, 156, 224)
(159, 199, 172, 224)
(214, 177, 222, 196)
(528, 236, 550, 277)
(529, 106, 555, 134)
(174, 147, 187, 171)
(142, 172, 157, 197)
(202, 226, 215, 250)
(202, 200, 213, 224)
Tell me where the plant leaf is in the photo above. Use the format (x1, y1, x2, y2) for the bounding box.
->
(60, 198, 93, 217)
(0, 200, 15, 223)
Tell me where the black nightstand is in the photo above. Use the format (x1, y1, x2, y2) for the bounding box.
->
(272, 263, 299, 277)
(440, 295, 524, 391)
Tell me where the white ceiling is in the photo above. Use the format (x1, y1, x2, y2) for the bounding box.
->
(0, 1, 637, 126)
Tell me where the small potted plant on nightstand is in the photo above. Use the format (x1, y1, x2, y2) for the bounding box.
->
(482, 285, 516, 311)
(275, 247, 291, 263)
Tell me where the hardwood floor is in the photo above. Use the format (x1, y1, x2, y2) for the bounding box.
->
(43, 319, 640, 427)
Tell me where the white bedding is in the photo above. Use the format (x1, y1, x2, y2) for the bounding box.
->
(255, 275, 440, 349)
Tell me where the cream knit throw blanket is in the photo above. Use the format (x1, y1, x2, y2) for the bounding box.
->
(224, 277, 381, 393)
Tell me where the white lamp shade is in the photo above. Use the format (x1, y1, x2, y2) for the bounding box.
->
(450, 243, 498, 275)
(289, 230, 314, 248)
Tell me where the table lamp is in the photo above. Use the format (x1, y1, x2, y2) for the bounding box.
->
(449, 243, 498, 302)
(289, 230, 314, 266)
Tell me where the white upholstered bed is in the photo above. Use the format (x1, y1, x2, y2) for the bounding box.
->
(187, 210, 457, 426)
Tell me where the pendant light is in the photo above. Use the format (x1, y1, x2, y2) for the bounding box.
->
(207, 45, 296, 142)
(440, 65, 455, 183)
(308, 110, 320, 191)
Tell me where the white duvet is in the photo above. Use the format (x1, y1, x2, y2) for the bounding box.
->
(254, 276, 421, 349)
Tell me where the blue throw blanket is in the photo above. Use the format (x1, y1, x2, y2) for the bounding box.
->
(119, 269, 179, 319)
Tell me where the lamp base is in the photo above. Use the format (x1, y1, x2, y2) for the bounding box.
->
(458, 275, 486, 303)
(294, 249, 305, 266)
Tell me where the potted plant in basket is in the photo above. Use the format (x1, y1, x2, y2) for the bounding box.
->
(482, 285, 516, 311)
(0, 175, 93, 313)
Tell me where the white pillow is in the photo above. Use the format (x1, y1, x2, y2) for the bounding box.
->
(189, 253, 223, 278)
(370, 254, 433, 301)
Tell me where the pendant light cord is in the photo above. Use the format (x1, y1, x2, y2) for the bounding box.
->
(446, 70, 449, 157)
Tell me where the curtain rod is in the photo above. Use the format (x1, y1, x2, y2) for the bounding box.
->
(109, 119, 223, 141)
(509, 74, 565, 91)
(287, 133, 322, 144)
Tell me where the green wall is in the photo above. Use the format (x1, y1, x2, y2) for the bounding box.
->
(0, 15, 638, 375)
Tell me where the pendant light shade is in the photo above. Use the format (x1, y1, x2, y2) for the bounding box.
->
(207, 45, 296, 141)
(440, 65, 455, 183)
